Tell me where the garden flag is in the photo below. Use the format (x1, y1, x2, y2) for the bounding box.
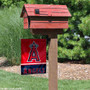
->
(21, 39, 46, 75)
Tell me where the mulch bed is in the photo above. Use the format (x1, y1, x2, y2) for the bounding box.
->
(0, 57, 90, 80)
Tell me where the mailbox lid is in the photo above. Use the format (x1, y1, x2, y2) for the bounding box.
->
(21, 4, 71, 17)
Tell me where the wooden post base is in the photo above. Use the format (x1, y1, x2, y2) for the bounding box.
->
(48, 34, 58, 90)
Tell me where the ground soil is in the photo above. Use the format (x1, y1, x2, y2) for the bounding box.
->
(0, 57, 90, 80)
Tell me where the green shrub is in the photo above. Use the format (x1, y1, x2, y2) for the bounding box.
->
(78, 15, 90, 36)
(0, 0, 26, 8)
(78, 15, 90, 63)
(0, 8, 34, 65)
(58, 33, 87, 60)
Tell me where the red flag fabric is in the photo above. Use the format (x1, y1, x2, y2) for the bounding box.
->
(21, 39, 46, 75)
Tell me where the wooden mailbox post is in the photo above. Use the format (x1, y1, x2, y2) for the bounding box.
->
(20, 4, 71, 90)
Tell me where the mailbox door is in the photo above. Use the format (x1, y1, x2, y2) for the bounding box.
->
(29, 17, 68, 29)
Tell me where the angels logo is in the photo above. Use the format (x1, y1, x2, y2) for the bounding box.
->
(28, 41, 40, 62)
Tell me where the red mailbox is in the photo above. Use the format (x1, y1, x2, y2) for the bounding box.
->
(20, 4, 71, 90)
(20, 4, 71, 35)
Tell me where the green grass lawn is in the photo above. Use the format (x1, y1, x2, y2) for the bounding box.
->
(0, 70, 90, 90)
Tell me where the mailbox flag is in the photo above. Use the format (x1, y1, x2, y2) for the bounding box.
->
(21, 39, 46, 75)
